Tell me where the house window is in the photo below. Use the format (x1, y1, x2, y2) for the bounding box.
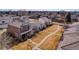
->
(2, 21, 5, 24)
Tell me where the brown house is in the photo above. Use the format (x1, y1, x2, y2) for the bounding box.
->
(7, 20, 32, 40)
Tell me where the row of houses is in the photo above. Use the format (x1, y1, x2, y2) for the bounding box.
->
(7, 16, 52, 41)
(0, 15, 30, 29)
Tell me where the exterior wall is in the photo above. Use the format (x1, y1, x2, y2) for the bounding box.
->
(20, 25, 29, 33)
(7, 25, 20, 38)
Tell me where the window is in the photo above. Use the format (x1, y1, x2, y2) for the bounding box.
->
(2, 21, 5, 24)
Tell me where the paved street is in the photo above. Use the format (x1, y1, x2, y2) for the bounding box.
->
(57, 22, 79, 50)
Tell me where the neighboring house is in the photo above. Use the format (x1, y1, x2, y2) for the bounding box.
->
(76, 14, 79, 21)
(7, 19, 32, 40)
(0, 17, 11, 29)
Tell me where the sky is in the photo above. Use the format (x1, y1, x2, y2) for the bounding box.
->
(0, 9, 79, 11)
(0, 0, 79, 11)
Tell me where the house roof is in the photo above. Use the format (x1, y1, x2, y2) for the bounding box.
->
(9, 20, 29, 28)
